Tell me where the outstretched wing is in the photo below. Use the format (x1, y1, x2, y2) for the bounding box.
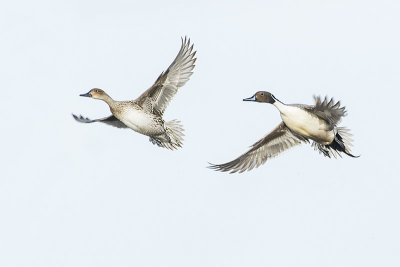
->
(209, 123, 305, 174)
(72, 114, 127, 128)
(136, 37, 197, 114)
(305, 96, 346, 125)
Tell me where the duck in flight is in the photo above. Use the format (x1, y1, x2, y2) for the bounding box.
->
(209, 91, 358, 173)
(72, 37, 196, 150)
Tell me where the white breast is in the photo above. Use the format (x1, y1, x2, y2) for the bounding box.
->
(273, 102, 334, 144)
(117, 108, 162, 136)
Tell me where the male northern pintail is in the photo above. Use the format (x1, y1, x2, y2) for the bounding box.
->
(72, 37, 196, 150)
(209, 91, 358, 173)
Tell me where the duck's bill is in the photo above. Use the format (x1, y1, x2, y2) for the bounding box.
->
(80, 92, 92, 97)
(243, 95, 256, 101)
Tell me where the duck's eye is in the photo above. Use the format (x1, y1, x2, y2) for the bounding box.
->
(260, 93, 264, 96)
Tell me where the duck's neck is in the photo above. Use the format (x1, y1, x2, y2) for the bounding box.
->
(272, 98, 288, 113)
(100, 94, 116, 108)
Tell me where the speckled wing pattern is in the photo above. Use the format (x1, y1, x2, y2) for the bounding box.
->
(72, 114, 127, 128)
(136, 37, 197, 115)
(305, 96, 346, 125)
(209, 123, 304, 173)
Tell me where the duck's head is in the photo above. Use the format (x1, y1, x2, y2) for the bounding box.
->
(80, 88, 108, 100)
(243, 91, 276, 104)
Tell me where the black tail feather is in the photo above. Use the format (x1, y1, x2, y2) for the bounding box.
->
(328, 133, 359, 158)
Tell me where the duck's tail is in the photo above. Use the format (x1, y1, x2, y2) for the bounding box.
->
(149, 120, 184, 150)
(312, 127, 359, 158)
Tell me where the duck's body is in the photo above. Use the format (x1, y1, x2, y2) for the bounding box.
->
(73, 37, 196, 150)
(274, 101, 335, 145)
(111, 101, 163, 135)
(209, 91, 358, 173)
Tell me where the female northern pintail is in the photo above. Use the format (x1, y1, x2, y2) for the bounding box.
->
(209, 91, 358, 173)
(73, 37, 196, 150)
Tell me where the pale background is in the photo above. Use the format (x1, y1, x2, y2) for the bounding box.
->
(1, 0, 399, 266)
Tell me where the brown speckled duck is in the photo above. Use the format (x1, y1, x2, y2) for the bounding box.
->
(73, 37, 196, 150)
(209, 91, 358, 173)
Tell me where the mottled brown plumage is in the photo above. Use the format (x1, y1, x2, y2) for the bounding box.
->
(72, 37, 196, 150)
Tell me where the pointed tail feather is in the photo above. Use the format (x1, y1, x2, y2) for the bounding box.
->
(332, 127, 359, 158)
(313, 127, 359, 158)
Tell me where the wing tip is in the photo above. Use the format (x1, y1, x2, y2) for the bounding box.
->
(72, 113, 82, 121)
(72, 113, 92, 123)
(207, 161, 242, 174)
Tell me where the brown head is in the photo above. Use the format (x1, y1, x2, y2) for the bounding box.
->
(243, 91, 276, 104)
(80, 88, 109, 101)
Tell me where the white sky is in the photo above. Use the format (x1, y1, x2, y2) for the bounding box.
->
(1, 0, 400, 266)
